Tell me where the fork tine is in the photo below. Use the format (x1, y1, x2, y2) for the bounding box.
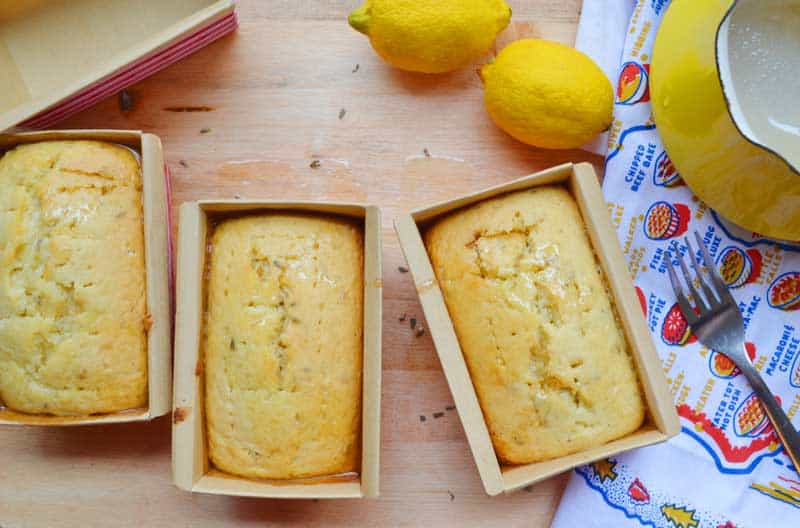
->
(665, 251, 698, 325)
(677, 248, 709, 313)
(694, 230, 730, 300)
(685, 236, 720, 306)
(665, 250, 683, 295)
(676, 291, 698, 326)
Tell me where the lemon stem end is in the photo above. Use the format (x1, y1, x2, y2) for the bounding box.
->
(348, 6, 370, 35)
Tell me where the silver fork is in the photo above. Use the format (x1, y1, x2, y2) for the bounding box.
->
(666, 231, 800, 472)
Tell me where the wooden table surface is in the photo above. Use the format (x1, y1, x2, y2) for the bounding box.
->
(1, 1, 605, 526)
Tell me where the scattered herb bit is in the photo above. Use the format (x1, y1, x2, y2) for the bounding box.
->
(410, 317, 417, 329)
(118, 89, 133, 112)
(398, 313, 407, 322)
(273, 260, 284, 269)
(200, 128, 211, 134)
(445, 405, 455, 411)
(352, 64, 360, 73)
(448, 490, 455, 502)
(310, 159, 321, 169)
(419, 415, 426, 422)
(398, 266, 409, 273)
(433, 411, 444, 419)
(234, 194, 242, 200)
(229, 339, 235, 350)
(423, 148, 431, 158)
(416, 326, 425, 337)
(524, 485, 534, 493)
(339, 108, 347, 120)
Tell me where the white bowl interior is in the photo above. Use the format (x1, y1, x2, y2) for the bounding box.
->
(717, 0, 800, 171)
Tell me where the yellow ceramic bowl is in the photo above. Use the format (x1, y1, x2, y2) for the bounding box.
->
(651, 0, 800, 240)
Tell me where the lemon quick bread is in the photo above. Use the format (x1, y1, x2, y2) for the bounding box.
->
(0, 140, 148, 416)
(425, 186, 645, 464)
(204, 213, 363, 479)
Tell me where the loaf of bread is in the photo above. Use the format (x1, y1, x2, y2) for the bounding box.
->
(205, 213, 363, 479)
(425, 186, 644, 464)
(0, 140, 148, 416)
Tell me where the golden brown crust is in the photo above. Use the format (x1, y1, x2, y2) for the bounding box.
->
(205, 213, 363, 479)
(425, 186, 644, 464)
(0, 140, 148, 416)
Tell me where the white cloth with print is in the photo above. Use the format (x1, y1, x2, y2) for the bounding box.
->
(553, 1, 800, 527)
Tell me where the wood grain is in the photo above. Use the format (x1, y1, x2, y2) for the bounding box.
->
(0, 1, 604, 526)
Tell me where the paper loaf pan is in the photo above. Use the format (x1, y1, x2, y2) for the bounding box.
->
(0, 0, 237, 131)
(394, 162, 680, 496)
(172, 200, 382, 498)
(0, 129, 173, 425)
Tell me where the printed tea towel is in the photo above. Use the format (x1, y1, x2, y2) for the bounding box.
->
(552, 1, 800, 527)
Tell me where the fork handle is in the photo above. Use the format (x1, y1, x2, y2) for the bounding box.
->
(737, 350, 800, 473)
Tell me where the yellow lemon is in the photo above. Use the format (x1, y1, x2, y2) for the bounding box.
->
(348, 0, 512, 74)
(480, 39, 613, 149)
